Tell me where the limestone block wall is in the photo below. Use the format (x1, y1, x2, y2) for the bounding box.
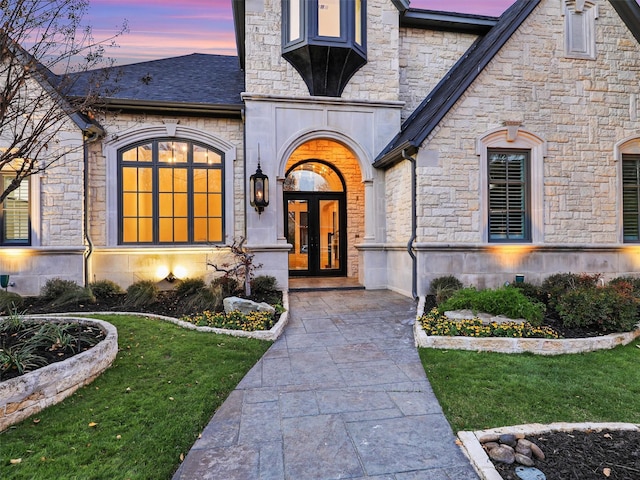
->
(399, 27, 477, 121)
(413, 0, 640, 245)
(244, 0, 401, 102)
(86, 113, 244, 289)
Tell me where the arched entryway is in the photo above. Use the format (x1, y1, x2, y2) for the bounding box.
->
(283, 139, 364, 279)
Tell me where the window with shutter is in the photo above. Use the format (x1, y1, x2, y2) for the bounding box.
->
(488, 149, 530, 242)
(622, 154, 640, 241)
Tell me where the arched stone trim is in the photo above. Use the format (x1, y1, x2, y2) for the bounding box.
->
(276, 128, 373, 181)
(103, 124, 236, 246)
(615, 135, 640, 243)
(477, 127, 546, 244)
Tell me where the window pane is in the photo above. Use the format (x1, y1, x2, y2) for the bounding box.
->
(208, 169, 222, 192)
(158, 141, 188, 163)
(123, 218, 138, 242)
(194, 169, 208, 192)
(139, 193, 153, 217)
(194, 193, 207, 217)
(159, 193, 173, 217)
(175, 193, 188, 217)
(194, 218, 207, 242)
(289, 0, 301, 41)
(123, 193, 138, 217)
(318, 0, 340, 37)
(122, 167, 137, 191)
(208, 194, 222, 217)
(174, 218, 188, 242)
(122, 143, 152, 162)
(355, 0, 362, 45)
(159, 218, 173, 242)
(139, 218, 153, 242)
(208, 218, 223, 242)
(194, 145, 221, 164)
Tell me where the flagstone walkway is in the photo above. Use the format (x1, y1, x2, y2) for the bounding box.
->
(173, 289, 479, 480)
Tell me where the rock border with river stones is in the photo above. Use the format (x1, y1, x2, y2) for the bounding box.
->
(413, 297, 640, 355)
(458, 422, 640, 480)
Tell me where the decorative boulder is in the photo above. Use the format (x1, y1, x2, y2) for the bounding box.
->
(223, 296, 276, 315)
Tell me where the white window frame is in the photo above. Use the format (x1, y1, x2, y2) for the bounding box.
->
(478, 127, 546, 244)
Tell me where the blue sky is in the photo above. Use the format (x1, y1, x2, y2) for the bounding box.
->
(87, 1, 516, 65)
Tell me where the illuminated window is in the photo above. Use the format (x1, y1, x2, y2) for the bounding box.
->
(118, 139, 224, 245)
(0, 174, 30, 245)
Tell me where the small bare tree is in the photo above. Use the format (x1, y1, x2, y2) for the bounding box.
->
(0, 0, 126, 203)
(208, 237, 263, 297)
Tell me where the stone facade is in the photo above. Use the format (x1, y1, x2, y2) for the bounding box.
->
(379, 0, 640, 293)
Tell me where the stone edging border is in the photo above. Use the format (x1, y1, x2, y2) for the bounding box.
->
(59, 290, 290, 342)
(413, 296, 640, 355)
(0, 316, 118, 432)
(458, 422, 640, 480)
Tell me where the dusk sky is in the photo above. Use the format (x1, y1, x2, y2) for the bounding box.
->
(87, 0, 516, 66)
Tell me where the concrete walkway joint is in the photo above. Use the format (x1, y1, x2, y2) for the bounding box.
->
(174, 290, 479, 480)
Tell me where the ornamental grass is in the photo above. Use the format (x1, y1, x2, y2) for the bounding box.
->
(420, 308, 560, 339)
(181, 310, 276, 331)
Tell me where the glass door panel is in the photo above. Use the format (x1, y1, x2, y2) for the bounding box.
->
(319, 199, 340, 272)
(287, 199, 309, 271)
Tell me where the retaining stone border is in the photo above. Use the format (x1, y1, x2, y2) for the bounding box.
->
(62, 291, 290, 342)
(0, 317, 118, 432)
(413, 297, 640, 355)
(458, 422, 640, 480)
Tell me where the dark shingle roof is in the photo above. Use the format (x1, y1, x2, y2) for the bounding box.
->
(374, 0, 540, 168)
(68, 53, 244, 114)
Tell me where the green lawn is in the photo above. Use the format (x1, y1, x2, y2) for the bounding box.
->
(419, 342, 640, 432)
(0, 314, 271, 480)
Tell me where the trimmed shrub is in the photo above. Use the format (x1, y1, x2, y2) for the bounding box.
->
(0, 290, 23, 314)
(609, 275, 640, 297)
(512, 281, 547, 305)
(250, 275, 280, 304)
(429, 275, 463, 304)
(40, 278, 94, 307)
(175, 277, 206, 297)
(125, 280, 159, 308)
(439, 286, 545, 325)
(211, 276, 240, 298)
(556, 284, 638, 333)
(541, 272, 602, 311)
(90, 280, 124, 299)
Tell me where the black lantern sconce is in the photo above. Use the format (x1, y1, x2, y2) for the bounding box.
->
(250, 147, 269, 215)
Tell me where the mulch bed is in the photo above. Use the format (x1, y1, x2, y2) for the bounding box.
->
(494, 429, 640, 480)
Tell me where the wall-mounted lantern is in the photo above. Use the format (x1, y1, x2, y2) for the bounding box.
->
(250, 160, 269, 215)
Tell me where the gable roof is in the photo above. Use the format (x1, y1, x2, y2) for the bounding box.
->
(374, 0, 540, 168)
(375, 0, 640, 169)
(67, 53, 245, 118)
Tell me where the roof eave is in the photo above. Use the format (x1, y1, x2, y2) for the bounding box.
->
(400, 9, 498, 34)
(373, 142, 418, 169)
(92, 97, 244, 118)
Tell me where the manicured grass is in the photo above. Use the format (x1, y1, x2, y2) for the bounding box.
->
(419, 342, 640, 432)
(0, 314, 271, 480)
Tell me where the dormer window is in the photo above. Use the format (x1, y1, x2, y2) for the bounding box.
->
(564, 0, 598, 60)
(282, 0, 367, 97)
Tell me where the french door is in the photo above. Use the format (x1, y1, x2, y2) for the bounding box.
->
(285, 193, 346, 276)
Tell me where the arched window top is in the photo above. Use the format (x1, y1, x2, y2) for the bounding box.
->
(284, 160, 345, 192)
